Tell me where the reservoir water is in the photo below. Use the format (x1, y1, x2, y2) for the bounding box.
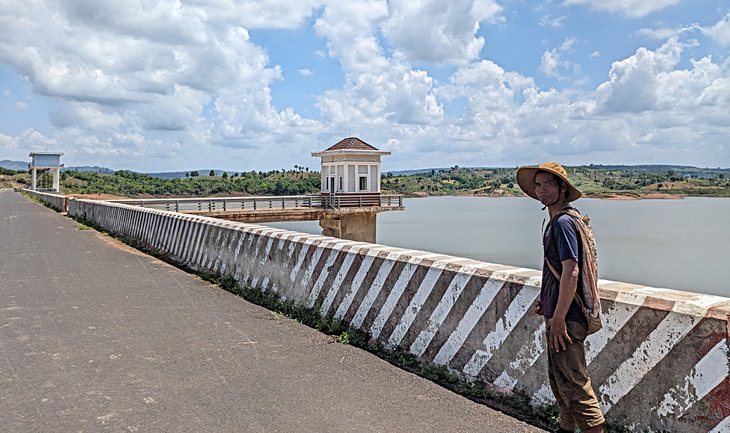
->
(263, 197, 730, 298)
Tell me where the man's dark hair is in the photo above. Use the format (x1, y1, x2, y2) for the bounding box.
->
(535, 170, 570, 199)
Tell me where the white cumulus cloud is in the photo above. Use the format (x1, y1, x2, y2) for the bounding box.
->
(0, 0, 727, 171)
(539, 38, 581, 81)
(596, 37, 683, 113)
(381, 0, 502, 65)
(703, 12, 730, 47)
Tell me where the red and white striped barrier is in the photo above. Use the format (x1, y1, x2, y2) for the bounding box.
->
(69, 199, 730, 433)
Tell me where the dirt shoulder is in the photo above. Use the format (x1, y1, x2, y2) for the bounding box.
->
(602, 192, 682, 200)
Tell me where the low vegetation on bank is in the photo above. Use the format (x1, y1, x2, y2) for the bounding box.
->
(1, 164, 728, 199)
(382, 165, 730, 199)
(2, 167, 320, 198)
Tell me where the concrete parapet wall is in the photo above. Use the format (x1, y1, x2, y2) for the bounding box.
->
(68, 199, 730, 433)
(22, 189, 69, 212)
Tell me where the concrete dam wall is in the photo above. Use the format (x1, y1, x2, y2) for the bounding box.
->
(22, 189, 69, 212)
(68, 198, 730, 433)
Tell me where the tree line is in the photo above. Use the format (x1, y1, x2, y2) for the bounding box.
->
(381, 165, 730, 198)
(2, 164, 728, 198)
(59, 168, 320, 197)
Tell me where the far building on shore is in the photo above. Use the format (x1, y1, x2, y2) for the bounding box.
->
(29, 152, 64, 192)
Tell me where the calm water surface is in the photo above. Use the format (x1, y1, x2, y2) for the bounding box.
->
(264, 197, 730, 298)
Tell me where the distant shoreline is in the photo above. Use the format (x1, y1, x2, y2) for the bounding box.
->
(601, 193, 682, 200)
(403, 191, 690, 200)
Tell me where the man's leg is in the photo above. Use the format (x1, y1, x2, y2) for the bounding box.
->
(547, 329, 576, 431)
(548, 321, 605, 431)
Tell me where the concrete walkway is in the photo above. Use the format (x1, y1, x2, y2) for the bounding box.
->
(0, 190, 544, 432)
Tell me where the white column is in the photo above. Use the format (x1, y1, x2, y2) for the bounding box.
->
(52, 168, 60, 192)
(343, 163, 350, 192)
(320, 163, 326, 192)
(377, 165, 381, 192)
(31, 168, 37, 191)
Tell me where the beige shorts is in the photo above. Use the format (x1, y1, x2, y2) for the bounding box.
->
(547, 320, 605, 430)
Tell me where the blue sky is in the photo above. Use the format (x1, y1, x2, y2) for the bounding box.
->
(0, 0, 728, 172)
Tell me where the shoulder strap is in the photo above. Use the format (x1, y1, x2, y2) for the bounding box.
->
(544, 256, 560, 280)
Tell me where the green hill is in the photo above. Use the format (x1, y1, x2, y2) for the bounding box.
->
(2, 164, 728, 199)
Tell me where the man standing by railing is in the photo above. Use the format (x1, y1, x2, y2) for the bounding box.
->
(516, 162, 605, 433)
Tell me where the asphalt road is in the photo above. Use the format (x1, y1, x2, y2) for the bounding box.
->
(0, 190, 544, 432)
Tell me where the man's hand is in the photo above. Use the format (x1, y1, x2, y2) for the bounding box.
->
(547, 316, 572, 352)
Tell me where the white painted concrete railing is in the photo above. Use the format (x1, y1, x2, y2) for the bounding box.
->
(67, 198, 730, 433)
(108, 195, 321, 212)
(21, 189, 69, 212)
(108, 194, 404, 212)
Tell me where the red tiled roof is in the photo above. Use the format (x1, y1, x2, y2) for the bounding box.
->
(324, 137, 379, 152)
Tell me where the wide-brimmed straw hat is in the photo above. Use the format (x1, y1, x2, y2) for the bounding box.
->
(516, 162, 582, 202)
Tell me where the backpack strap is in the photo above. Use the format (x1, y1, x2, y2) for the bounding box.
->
(543, 210, 572, 281)
(544, 256, 561, 281)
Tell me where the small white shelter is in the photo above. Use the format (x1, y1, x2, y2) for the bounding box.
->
(311, 137, 390, 199)
(29, 152, 64, 192)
